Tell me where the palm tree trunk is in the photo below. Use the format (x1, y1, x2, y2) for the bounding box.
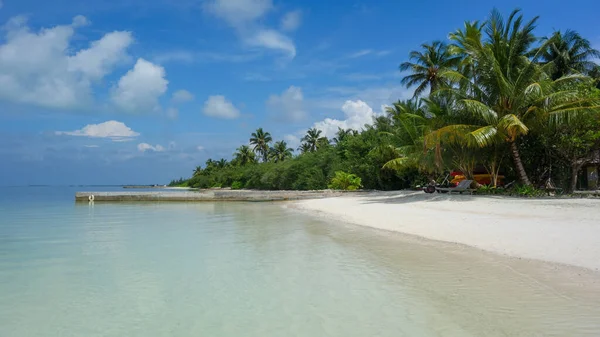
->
(569, 164, 581, 194)
(509, 141, 531, 186)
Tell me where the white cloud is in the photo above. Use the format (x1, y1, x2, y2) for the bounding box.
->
(171, 89, 194, 103)
(245, 29, 296, 58)
(204, 0, 272, 27)
(137, 143, 165, 152)
(312, 100, 381, 139)
(166, 107, 179, 119)
(280, 10, 302, 32)
(266, 86, 306, 122)
(0, 15, 132, 109)
(284, 134, 301, 149)
(56, 120, 140, 141)
(68, 31, 133, 80)
(348, 49, 372, 58)
(204, 0, 296, 59)
(197, 145, 205, 151)
(84, 145, 100, 148)
(203, 95, 241, 119)
(111, 58, 168, 113)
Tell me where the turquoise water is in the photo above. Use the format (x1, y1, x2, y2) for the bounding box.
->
(1, 187, 600, 336)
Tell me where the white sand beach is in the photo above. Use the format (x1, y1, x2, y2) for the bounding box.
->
(294, 192, 600, 271)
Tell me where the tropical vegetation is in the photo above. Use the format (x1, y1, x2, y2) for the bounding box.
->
(170, 8, 600, 194)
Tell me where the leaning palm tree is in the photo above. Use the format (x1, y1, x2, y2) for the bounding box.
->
(233, 145, 256, 166)
(269, 141, 294, 163)
(193, 166, 203, 176)
(535, 30, 600, 80)
(249, 128, 272, 162)
(400, 41, 461, 97)
(437, 9, 599, 186)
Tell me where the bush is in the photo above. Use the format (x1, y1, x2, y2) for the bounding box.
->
(510, 184, 544, 197)
(328, 171, 363, 190)
(231, 181, 244, 190)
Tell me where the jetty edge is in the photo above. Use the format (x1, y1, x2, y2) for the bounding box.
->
(75, 189, 348, 202)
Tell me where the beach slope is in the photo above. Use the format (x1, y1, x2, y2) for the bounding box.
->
(294, 192, 600, 270)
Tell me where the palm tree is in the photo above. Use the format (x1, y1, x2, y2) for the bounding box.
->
(437, 9, 598, 186)
(249, 128, 272, 162)
(216, 158, 228, 169)
(193, 166, 203, 176)
(333, 128, 357, 144)
(298, 143, 312, 154)
(233, 145, 256, 166)
(301, 128, 326, 152)
(400, 41, 461, 97)
(269, 141, 294, 163)
(536, 30, 600, 80)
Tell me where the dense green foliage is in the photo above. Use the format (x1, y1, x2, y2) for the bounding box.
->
(171, 8, 600, 193)
(328, 171, 363, 191)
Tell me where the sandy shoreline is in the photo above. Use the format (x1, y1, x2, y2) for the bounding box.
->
(293, 191, 600, 271)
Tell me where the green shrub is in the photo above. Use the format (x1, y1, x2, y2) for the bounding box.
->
(231, 181, 244, 190)
(328, 171, 363, 191)
(510, 184, 544, 197)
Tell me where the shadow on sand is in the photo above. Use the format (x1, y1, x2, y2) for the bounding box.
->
(358, 190, 480, 205)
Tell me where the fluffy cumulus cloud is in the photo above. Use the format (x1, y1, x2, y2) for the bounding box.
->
(0, 15, 133, 109)
(267, 86, 306, 122)
(203, 95, 241, 119)
(55, 121, 140, 141)
(313, 100, 381, 138)
(171, 89, 194, 104)
(280, 10, 302, 32)
(137, 143, 165, 152)
(204, 0, 297, 58)
(111, 58, 168, 113)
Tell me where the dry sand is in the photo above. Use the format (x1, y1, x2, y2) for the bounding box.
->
(293, 191, 600, 271)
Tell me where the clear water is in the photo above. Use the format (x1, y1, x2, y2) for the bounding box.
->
(1, 187, 600, 337)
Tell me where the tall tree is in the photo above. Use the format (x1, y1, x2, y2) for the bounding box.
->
(269, 141, 294, 163)
(439, 9, 598, 186)
(536, 30, 600, 80)
(301, 128, 327, 152)
(193, 166, 203, 177)
(249, 128, 273, 162)
(233, 145, 256, 166)
(400, 41, 461, 97)
(298, 143, 312, 154)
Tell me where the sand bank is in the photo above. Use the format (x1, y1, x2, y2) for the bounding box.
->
(293, 191, 600, 270)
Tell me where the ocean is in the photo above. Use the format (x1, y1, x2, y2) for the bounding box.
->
(1, 186, 599, 336)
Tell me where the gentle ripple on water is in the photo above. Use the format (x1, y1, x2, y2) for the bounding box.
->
(1, 193, 600, 336)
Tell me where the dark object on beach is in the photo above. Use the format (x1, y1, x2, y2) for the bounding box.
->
(423, 185, 436, 194)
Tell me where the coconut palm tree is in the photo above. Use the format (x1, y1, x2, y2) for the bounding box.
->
(298, 143, 312, 154)
(269, 141, 294, 163)
(193, 166, 203, 176)
(233, 145, 256, 166)
(437, 9, 599, 186)
(536, 30, 600, 80)
(400, 41, 461, 97)
(332, 128, 358, 144)
(216, 159, 228, 169)
(249, 128, 272, 162)
(301, 128, 327, 152)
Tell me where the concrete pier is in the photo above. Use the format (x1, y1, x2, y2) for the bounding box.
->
(76, 190, 346, 202)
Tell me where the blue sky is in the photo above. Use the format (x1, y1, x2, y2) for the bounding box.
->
(1, 0, 599, 185)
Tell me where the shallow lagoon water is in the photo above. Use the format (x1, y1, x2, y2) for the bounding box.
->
(1, 187, 599, 336)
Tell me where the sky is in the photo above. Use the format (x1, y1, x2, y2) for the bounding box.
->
(0, 0, 599, 185)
